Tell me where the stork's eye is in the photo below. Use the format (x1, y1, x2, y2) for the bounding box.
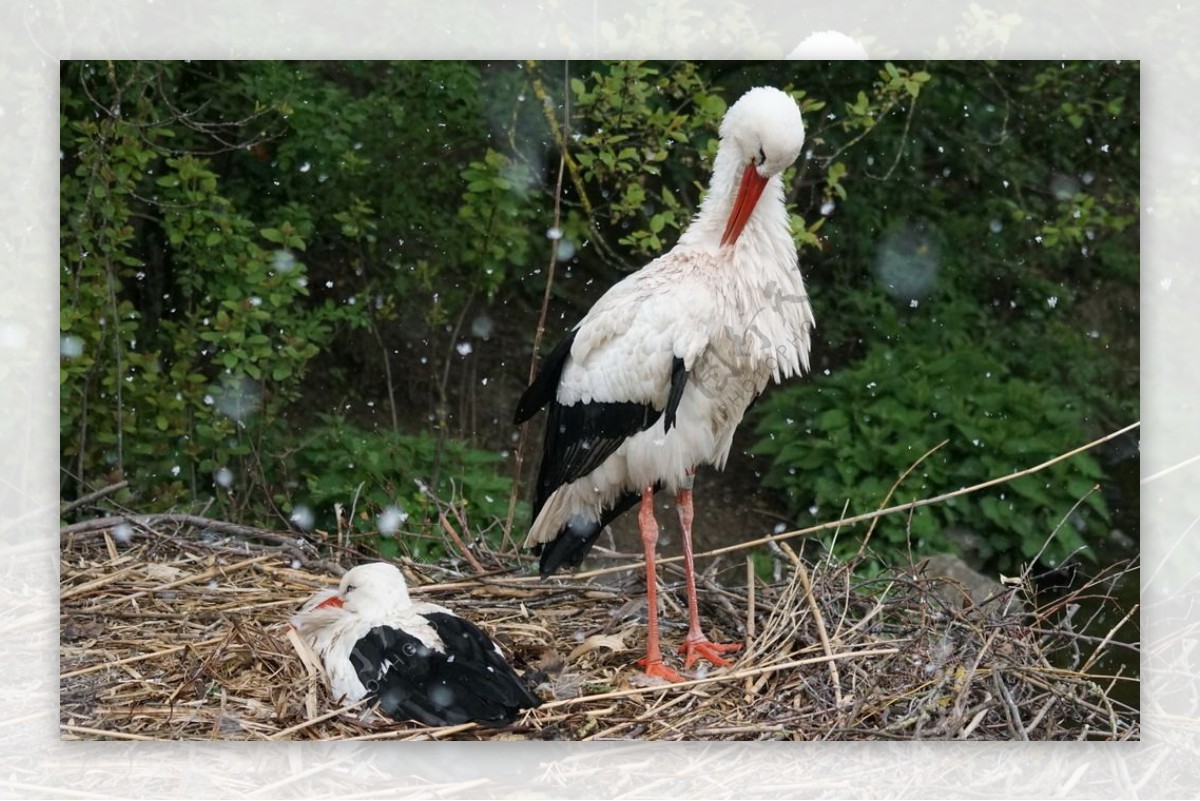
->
(402, 643, 417, 656)
(757, 146, 766, 165)
(344, 584, 356, 593)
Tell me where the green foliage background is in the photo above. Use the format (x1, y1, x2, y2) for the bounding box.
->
(59, 60, 1138, 571)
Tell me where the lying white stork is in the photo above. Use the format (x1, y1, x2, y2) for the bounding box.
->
(290, 562, 541, 726)
(514, 85, 815, 683)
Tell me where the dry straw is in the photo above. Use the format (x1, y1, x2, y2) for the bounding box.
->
(60, 430, 1139, 742)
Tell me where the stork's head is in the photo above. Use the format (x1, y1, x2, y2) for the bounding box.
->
(318, 562, 412, 615)
(717, 86, 805, 246)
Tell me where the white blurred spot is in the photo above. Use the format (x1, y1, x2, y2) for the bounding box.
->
(212, 375, 263, 423)
(470, 312, 494, 340)
(112, 523, 134, 546)
(819, 199, 836, 216)
(290, 505, 315, 532)
(455, 341, 473, 357)
(61, 334, 85, 358)
(214, 467, 234, 488)
(1046, 296, 1058, 309)
(1049, 173, 1080, 200)
(272, 250, 296, 273)
(378, 505, 409, 536)
(556, 237, 577, 261)
(0, 321, 29, 351)
(430, 684, 455, 708)
(874, 222, 941, 301)
(546, 226, 563, 240)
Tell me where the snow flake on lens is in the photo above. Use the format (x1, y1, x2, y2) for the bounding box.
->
(112, 523, 134, 546)
(272, 250, 296, 274)
(378, 505, 409, 538)
(874, 222, 941, 302)
(212, 374, 263, 423)
(290, 505, 315, 532)
(61, 334, 85, 358)
(471, 312, 494, 340)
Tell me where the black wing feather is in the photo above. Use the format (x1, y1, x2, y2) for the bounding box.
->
(514, 330, 577, 424)
(515, 334, 691, 576)
(533, 488, 645, 577)
(534, 399, 660, 518)
(352, 616, 541, 728)
(663, 356, 688, 432)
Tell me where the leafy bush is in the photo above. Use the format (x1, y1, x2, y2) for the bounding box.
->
(286, 415, 519, 562)
(59, 68, 342, 512)
(753, 327, 1110, 574)
(59, 60, 1137, 577)
(748, 61, 1135, 576)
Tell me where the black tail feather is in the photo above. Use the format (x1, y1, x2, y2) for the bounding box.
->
(536, 488, 652, 578)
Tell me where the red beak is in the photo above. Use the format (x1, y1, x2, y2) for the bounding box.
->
(315, 595, 344, 610)
(721, 163, 769, 247)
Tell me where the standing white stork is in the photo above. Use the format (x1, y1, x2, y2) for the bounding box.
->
(290, 562, 542, 726)
(514, 86, 815, 683)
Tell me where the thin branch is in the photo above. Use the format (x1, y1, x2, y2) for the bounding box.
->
(570, 421, 1140, 579)
(856, 438, 948, 560)
(504, 62, 571, 551)
(60, 480, 129, 515)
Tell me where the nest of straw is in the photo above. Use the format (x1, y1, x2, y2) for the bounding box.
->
(59, 513, 1139, 741)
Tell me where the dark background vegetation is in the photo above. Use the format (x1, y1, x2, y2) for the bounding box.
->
(59, 60, 1139, 579)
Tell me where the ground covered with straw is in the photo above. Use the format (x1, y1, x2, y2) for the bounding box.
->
(59, 513, 1139, 742)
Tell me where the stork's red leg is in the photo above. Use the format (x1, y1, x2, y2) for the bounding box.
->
(677, 475, 742, 669)
(634, 487, 685, 683)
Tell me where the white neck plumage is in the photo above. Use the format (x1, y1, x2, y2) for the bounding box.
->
(677, 145, 790, 256)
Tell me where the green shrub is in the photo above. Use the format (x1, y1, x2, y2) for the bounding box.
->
(286, 415, 520, 562)
(752, 333, 1109, 574)
(60, 70, 341, 512)
(58, 60, 1137, 579)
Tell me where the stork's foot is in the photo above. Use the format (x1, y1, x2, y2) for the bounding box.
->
(636, 655, 686, 683)
(678, 635, 742, 669)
